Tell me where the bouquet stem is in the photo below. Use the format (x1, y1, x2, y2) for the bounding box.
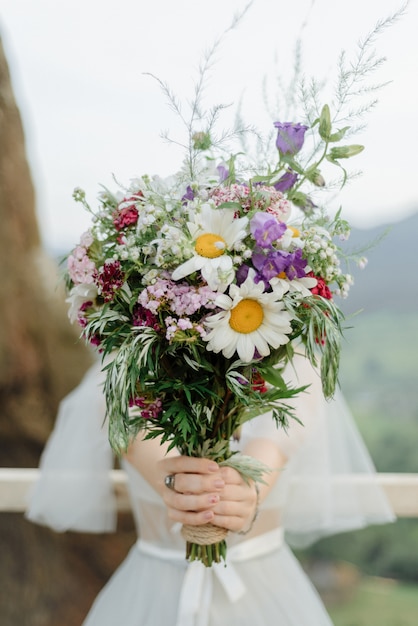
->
(182, 523, 228, 567)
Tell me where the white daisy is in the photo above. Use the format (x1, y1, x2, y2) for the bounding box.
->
(280, 225, 304, 250)
(204, 271, 292, 363)
(171, 204, 248, 290)
(270, 274, 317, 297)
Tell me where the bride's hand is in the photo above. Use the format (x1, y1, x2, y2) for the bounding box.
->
(213, 465, 258, 534)
(159, 456, 258, 533)
(159, 456, 224, 526)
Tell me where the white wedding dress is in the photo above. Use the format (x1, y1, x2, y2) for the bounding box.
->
(26, 356, 394, 626)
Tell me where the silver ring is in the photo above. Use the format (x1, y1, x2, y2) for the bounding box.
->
(164, 474, 176, 491)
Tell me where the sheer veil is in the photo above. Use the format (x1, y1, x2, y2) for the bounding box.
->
(26, 356, 395, 543)
(26, 362, 117, 533)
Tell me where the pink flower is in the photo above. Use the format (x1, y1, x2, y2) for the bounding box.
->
(67, 247, 96, 285)
(209, 184, 251, 210)
(254, 186, 292, 222)
(138, 279, 217, 316)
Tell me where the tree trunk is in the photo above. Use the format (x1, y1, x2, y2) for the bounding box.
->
(0, 37, 135, 625)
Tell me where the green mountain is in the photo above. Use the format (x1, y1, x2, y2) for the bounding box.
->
(333, 210, 418, 473)
(339, 210, 418, 316)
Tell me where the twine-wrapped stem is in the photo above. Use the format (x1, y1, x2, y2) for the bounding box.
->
(181, 523, 228, 566)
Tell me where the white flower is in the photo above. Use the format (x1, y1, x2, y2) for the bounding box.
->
(357, 256, 368, 270)
(270, 274, 317, 297)
(171, 205, 248, 290)
(204, 271, 292, 363)
(280, 225, 304, 250)
(66, 283, 98, 323)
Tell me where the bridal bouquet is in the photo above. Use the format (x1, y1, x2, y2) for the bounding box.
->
(65, 103, 362, 565)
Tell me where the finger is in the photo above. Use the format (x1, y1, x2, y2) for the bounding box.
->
(164, 490, 220, 513)
(213, 498, 253, 520)
(160, 457, 224, 494)
(219, 466, 246, 486)
(212, 513, 248, 533)
(212, 499, 256, 533)
(173, 472, 225, 495)
(167, 505, 216, 526)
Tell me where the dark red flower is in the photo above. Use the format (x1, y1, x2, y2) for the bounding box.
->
(77, 300, 93, 328)
(113, 195, 142, 231)
(251, 371, 268, 393)
(94, 260, 124, 302)
(132, 304, 161, 332)
(307, 271, 332, 300)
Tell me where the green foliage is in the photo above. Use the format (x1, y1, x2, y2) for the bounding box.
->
(302, 309, 418, 583)
(327, 576, 418, 626)
(301, 519, 418, 583)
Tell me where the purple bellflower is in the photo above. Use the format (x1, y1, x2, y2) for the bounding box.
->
(284, 248, 308, 280)
(252, 248, 290, 287)
(274, 169, 298, 192)
(181, 186, 195, 204)
(252, 247, 308, 286)
(250, 212, 287, 249)
(274, 122, 308, 156)
(217, 163, 229, 183)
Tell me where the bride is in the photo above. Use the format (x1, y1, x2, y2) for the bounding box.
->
(26, 353, 394, 625)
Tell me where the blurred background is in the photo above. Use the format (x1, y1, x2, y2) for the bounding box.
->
(0, 1, 417, 624)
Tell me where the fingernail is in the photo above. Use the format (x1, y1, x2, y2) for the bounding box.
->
(204, 510, 214, 521)
(214, 479, 224, 489)
(209, 494, 219, 504)
(208, 462, 218, 472)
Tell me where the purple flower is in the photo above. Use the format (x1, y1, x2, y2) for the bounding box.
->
(250, 212, 286, 248)
(283, 248, 308, 280)
(274, 169, 298, 192)
(217, 164, 229, 182)
(252, 248, 290, 285)
(236, 263, 250, 285)
(182, 186, 195, 204)
(274, 122, 308, 156)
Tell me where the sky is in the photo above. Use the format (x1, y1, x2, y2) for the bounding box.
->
(1, 0, 417, 253)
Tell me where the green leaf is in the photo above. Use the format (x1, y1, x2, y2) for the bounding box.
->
(258, 365, 287, 389)
(215, 201, 243, 211)
(325, 154, 349, 186)
(250, 174, 270, 184)
(318, 104, 332, 141)
(280, 155, 304, 175)
(328, 144, 365, 160)
(289, 191, 308, 208)
(328, 126, 351, 142)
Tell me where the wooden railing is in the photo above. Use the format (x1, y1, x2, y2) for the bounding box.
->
(1, 468, 418, 516)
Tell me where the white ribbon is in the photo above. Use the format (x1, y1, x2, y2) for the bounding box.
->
(136, 528, 284, 626)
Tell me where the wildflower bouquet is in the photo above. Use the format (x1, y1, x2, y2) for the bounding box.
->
(65, 102, 362, 565)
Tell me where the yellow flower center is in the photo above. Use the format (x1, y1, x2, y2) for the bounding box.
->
(277, 271, 287, 279)
(289, 226, 300, 238)
(229, 299, 264, 334)
(195, 233, 226, 258)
